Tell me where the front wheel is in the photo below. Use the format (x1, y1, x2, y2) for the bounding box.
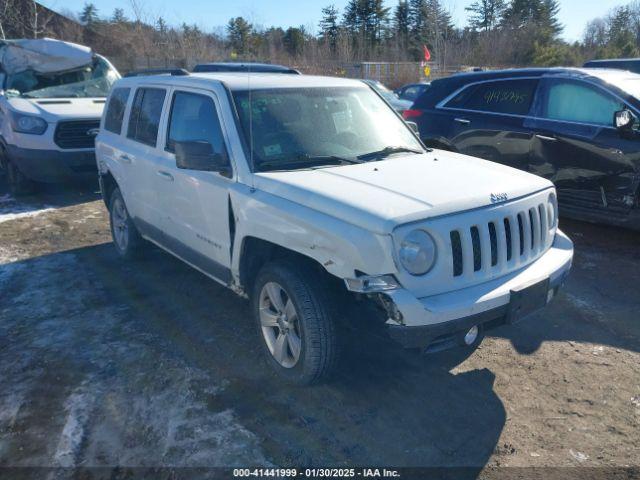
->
(252, 261, 338, 385)
(109, 188, 145, 259)
(6, 159, 36, 196)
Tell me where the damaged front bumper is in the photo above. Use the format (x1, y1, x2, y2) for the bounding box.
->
(383, 230, 573, 350)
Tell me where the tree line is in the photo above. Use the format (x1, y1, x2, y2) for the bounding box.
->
(2, 0, 640, 84)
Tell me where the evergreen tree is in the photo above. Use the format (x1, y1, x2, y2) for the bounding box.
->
(111, 8, 127, 24)
(80, 3, 99, 26)
(466, 0, 506, 31)
(284, 26, 305, 57)
(393, 0, 410, 49)
(319, 5, 340, 51)
(343, 0, 389, 47)
(227, 17, 253, 55)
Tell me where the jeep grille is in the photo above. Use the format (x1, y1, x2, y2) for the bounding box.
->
(449, 201, 554, 277)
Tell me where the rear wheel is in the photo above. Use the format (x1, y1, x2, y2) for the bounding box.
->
(109, 188, 145, 259)
(252, 261, 338, 385)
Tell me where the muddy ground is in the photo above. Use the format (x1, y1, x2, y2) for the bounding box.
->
(0, 178, 638, 478)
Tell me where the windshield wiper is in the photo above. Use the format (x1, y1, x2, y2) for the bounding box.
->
(357, 146, 424, 161)
(257, 154, 361, 172)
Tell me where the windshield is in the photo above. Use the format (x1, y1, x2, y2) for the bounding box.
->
(5, 56, 119, 99)
(233, 87, 423, 171)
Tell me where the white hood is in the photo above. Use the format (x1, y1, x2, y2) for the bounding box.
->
(255, 150, 553, 234)
(0, 38, 93, 75)
(6, 97, 105, 122)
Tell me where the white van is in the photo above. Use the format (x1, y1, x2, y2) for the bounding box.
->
(0, 38, 119, 194)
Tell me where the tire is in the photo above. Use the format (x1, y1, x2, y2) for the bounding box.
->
(109, 188, 145, 259)
(6, 159, 36, 196)
(252, 261, 339, 385)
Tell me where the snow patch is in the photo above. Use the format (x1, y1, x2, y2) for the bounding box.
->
(0, 194, 55, 224)
(53, 389, 96, 467)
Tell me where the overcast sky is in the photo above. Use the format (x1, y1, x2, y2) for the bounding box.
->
(41, 0, 618, 42)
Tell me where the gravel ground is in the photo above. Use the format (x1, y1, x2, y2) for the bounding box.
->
(0, 179, 638, 478)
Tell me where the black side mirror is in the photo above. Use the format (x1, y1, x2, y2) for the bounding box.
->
(406, 121, 419, 134)
(614, 109, 635, 131)
(175, 140, 231, 175)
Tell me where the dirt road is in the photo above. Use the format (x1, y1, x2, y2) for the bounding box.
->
(0, 180, 638, 477)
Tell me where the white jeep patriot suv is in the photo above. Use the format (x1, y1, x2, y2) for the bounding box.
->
(96, 71, 573, 384)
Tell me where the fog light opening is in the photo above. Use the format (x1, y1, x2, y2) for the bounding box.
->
(463, 325, 479, 346)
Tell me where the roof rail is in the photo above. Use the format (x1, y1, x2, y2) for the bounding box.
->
(124, 68, 189, 78)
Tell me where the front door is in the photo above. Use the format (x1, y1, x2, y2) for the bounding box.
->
(528, 77, 640, 215)
(153, 87, 233, 282)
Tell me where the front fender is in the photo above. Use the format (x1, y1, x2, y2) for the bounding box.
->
(229, 184, 397, 281)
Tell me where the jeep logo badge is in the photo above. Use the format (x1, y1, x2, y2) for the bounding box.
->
(490, 193, 508, 203)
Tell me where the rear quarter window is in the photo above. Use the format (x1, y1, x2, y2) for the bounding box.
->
(104, 88, 130, 134)
(127, 87, 166, 146)
(444, 79, 539, 116)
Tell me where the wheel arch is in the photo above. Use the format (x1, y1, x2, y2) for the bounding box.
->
(238, 236, 344, 296)
(99, 169, 119, 210)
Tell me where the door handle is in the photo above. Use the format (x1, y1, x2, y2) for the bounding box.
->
(454, 118, 471, 125)
(119, 154, 132, 164)
(535, 134, 557, 142)
(156, 170, 174, 182)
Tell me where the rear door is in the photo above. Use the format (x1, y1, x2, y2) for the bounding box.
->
(437, 78, 539, 171)
(153, 87, 234, 281)
(121, 86, 168, 234)
(527, 77, 640, 214)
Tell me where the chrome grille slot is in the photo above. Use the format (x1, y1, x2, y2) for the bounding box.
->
(503, 218, 512, 261)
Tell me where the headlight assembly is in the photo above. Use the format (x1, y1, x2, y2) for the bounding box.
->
(10, 112, 48, 135)
(398, 229, 436, 275)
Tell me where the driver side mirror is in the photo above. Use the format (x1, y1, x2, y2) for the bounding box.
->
(614, 109, 636, 131)
(175, 140, 231, 176)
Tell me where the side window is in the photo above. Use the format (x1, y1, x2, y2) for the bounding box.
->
(166, 91, 226, 154)
(445, 79, 538, 116)
(403, 86, 421, 100)
(127, 87, 166, 146)
(541, 80, 624, 126)
(104, 87, 130, 134)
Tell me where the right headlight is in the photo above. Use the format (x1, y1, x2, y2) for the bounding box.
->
(9, 111, 48, 135)
(398, 229, 437, 275)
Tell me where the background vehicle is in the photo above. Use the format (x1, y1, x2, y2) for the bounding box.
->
(584, 58, 640, 74)
(192, 62, 300, 74)
(0, 38, 120, 194)
(362, 79, 412, 113)
(406, 67, 640, 230)
(96, 71, 571, 385)
(395, 82, 430, 102)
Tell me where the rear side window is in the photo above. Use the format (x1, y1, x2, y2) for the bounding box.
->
(541, 79, 624, 126)
(127, 87, 166, 146)
(166, 91, 227, 154)
(104, 88, 130, 134)
(444, 79, 538, 116)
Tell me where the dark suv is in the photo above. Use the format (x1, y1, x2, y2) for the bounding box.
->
(406, 68, 640, 229)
